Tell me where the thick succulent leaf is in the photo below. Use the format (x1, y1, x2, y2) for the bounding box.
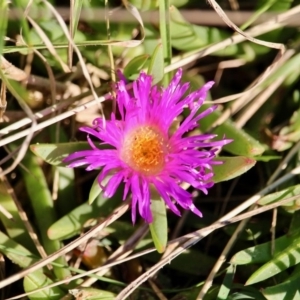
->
(289, 210, 300, 235)
(199, 105, 265, 156)
(24, 270, 66, 300)
(262, 271, 300, 300)
(30, 142, 93, 166)
(123, 54, 149, 80)
(250, 156, 280, 162)
(228, 286, 267, 300)
(217, 264, 236, 300)
(231, 230, 300, 265)
(246, 234, 300, 285)
(147, 43, 164, 84)
(88, 175, 113, 205)
(55, 166, 77, 214)
(88, 175, 103, 205)
(0, 232, 65, 300)
(258, 184, 300, 213)
(213, 156, 256, 183)
(48, 187, 123, 240)
(170, 6, 208, 51)
(0, 231, 37, 268)
(149, 197, 167, 253)
(21, 152, 71, 280)
(213, 121, 265, 156)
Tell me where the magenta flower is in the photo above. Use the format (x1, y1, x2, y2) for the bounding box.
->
(64, 69, 231, 223)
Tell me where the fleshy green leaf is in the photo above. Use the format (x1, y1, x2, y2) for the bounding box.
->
(48, 187, 123, 240)
(258, 184, 300, 213)
(20, 152, 71, 280)
(289, 210, 300, 235)
(149, 195, 167, 253)
(148, 43, 164, 84)
(30, 142, 92, 166)
(251, 156, 281, 162)
(88, 175, 113, 205)
(199, 105, 265, 156)
(0, 231, 37, 268)
(213, 156, 256, 183)
(262, 271, 300, 300)
(228, 285, 267, 300)
(0, 232, 65, 300)
(124, 54, 149, 80)
(24, 270, 66, 300)
(230, 230, 300, 266)
(170, 6, 207, 51)
(246, 235, 300, 285)
(217, 264, 236, 300)
(88, 175, 102, 205)
(213, 121, 265, 156)
(55, 166, 77, 215)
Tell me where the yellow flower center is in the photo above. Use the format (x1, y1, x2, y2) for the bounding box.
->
(121, 126, 167, 175)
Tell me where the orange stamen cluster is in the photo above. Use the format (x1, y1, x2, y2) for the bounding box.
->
(121, 126, 167, 175)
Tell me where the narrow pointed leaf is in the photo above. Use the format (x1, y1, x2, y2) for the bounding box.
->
(30, 142, 92, 166)
(246, 235, 300, 285)
(258, 184, 300, 213)
(88, 175, 112, 205)
(0, 231, 37, 268)
(48, 187, 122, 240)
(0, 232, 65, 299)
(147, 43, 164, 84)
(217, 264, 236, 300)
(24, 270, 66, 300)
(213, 121, 265, 156)
(231, 230, 300, 265)
(170, 6, 207, 51)
(199, 105, 265, 156)
(55, 166, 77, 214)
(21, 152, 71, 280)
(213, 156, 256, 183)
(263, 271, 300, 300)
(149, 197, 167, 253)
(124, 54, 149, 80)
(88, 175, 102, 205)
